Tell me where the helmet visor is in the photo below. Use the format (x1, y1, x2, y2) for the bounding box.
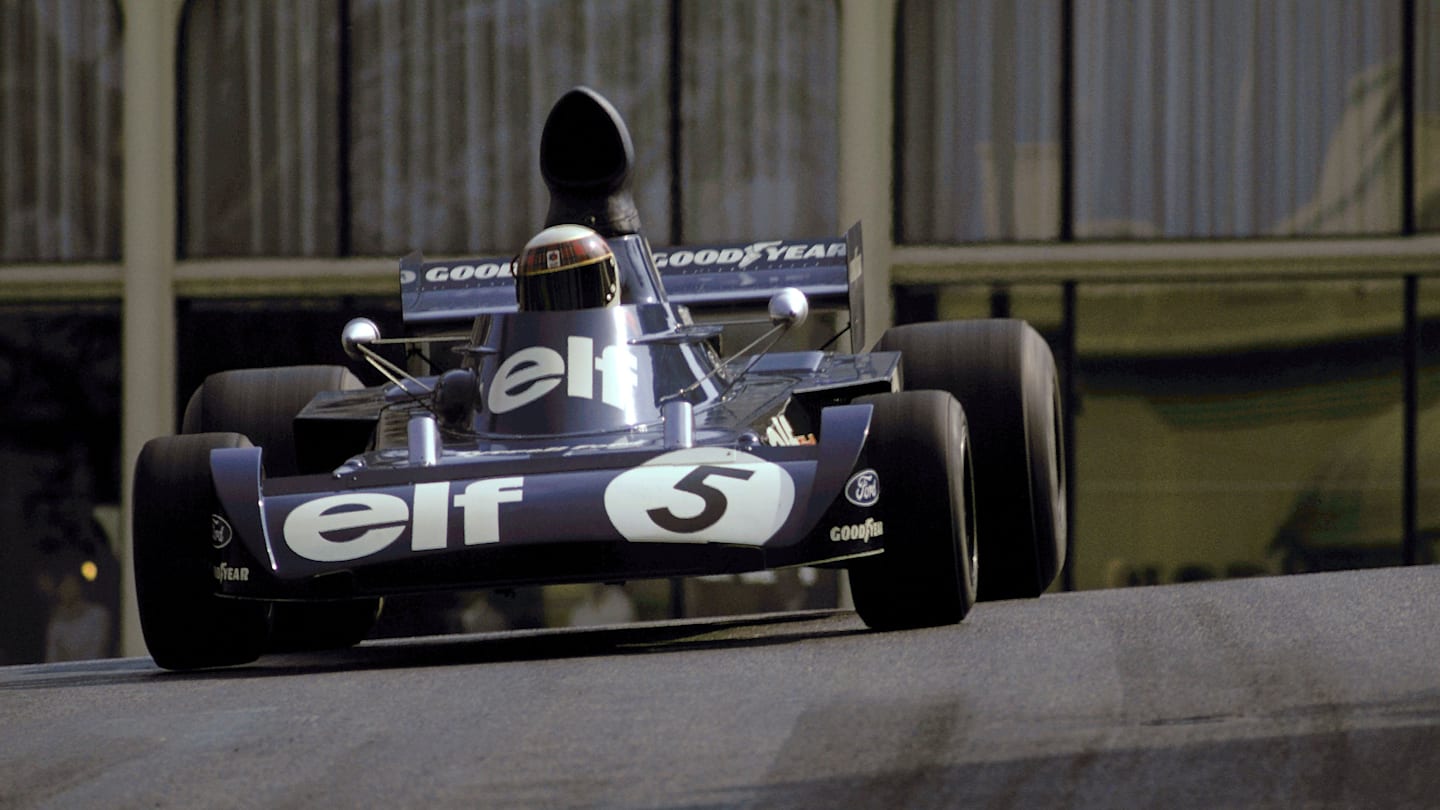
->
(516, 255, 618, 310)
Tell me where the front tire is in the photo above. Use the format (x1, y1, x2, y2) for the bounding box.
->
(182, 365, 381, 650)
(133, 433, 269, 670)
(848, 391, 978, 630)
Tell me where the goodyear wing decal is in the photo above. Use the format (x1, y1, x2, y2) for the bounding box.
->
(400, 224, 864, 327)
(655, 235, 845, 305)
(400, 250, 517, 324)
(655, 222, 862, 347)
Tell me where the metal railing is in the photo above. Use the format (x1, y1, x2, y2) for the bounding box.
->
(893, 236, 1440, 589)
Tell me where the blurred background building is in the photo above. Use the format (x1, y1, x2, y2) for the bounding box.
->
(1, 0, 1438, 663)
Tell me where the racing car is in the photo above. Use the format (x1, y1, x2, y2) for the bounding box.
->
(132, 87, 1066, 670)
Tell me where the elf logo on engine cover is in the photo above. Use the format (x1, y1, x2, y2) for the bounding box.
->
(604, 448, 794, 545)
(282, 478, 523, 562)
(488, 337, 638, 415)
(844, 469, 879, 507)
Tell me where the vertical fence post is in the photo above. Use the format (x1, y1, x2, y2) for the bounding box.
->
(1061, 280, 1078, 590)
(1059, 0, 1074, 242)
(1401, 0, 1416, 236)
(1404, 274, 1420, 565)
(337, 0, 353, 256)
(119, 0, 185, 659)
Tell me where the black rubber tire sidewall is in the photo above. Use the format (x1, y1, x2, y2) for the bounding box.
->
(268, 600, 383, 652)
(848, 390, 977, 630)
(182, 365, 362, 476)
(879, 319, 1066, 600)
(183, 365, 382, 650)
(133, 433, 269, 670)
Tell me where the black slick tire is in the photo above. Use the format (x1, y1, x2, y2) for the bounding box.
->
(133, 433, 269, 670)
(182, 365, 381, 650)
(182, 365, 363, 475)
(878, 319, 1066, 601)
(848, 390, 978, 629)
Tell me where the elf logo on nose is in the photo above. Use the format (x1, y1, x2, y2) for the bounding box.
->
(281, 478, 524, 563)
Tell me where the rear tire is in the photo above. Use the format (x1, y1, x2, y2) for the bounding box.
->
(269, 600, 384, 652)
(847, 391, 977, 629)
(182, 365, 363, 475)
(133, 433, 269, 670)
(878, 320, 1066, 601)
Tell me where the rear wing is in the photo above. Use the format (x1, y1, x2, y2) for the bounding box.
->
(400, 223, 866, 349)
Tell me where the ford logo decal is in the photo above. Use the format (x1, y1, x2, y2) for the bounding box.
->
(844, 469, 879, 507)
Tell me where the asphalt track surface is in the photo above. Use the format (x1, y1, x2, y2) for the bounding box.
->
(3, 565, 1439, 809)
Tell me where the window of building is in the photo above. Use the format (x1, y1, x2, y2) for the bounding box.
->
(0, 1, 123, 262)
(1419, 0, 1440, 231)
(180, 0, 840, 258)
(897, 0, 1062, 243)
(1074, 0, 1402, 239)
(899, 0, 1434, 243)
(0, 304, 122, 665)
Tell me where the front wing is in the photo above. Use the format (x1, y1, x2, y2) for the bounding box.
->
(207, 404, 889, 600)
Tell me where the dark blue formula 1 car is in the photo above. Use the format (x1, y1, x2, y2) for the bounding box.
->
(132, 87, 1066, 670)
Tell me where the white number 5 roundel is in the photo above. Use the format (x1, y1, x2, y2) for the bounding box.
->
(605, 448, 795, 545)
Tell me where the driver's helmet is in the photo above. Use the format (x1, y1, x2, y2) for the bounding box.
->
(515, 224, 619, 310)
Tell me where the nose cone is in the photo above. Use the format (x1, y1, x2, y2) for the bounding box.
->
(539, 87, 641, 237)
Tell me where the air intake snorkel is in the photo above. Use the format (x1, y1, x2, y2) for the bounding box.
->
(540, 87, 641, 237)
